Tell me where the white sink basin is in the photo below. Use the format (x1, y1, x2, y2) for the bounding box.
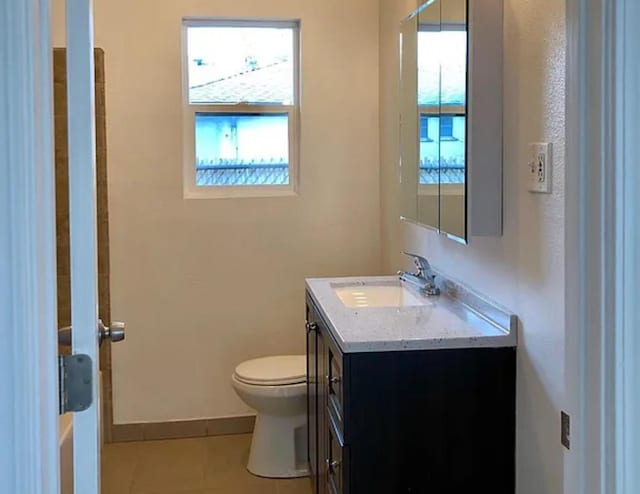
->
(332, 282, 427, 308)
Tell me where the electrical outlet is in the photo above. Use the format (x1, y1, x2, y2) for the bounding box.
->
(561, 411, 571, 450)
(528, 142, 553, 193)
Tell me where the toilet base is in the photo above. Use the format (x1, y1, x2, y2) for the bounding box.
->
(247, 412, 310, 478)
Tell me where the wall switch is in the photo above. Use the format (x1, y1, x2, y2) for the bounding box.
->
(528, 142, 553, 193)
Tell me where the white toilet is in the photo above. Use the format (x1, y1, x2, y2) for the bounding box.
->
(231, 355, 309, 478)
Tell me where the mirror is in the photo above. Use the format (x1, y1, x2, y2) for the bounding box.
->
(400, 0, 503, 242)
(399, 13, 419, 223)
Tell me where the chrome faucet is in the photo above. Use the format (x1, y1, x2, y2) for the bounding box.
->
(398, 252, 441, 296)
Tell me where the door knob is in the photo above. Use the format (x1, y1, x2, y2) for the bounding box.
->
(99, 319, 126, 344)
(58, 320, 126, 347)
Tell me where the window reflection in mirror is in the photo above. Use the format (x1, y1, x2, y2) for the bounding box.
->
(402, 0, 468, 240)
(419, 0, 467, 240)
(401, 0, 503, 240)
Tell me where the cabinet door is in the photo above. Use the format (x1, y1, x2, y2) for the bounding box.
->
(317, 324, 329, 494)
(307, 302, 328, 494)
(326, 411, 345, 494)
(306, 309, 319, 493)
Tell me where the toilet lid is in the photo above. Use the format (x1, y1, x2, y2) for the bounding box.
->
(234, 355, 306, 386)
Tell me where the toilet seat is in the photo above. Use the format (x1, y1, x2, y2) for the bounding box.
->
(234, 355, 306, 386)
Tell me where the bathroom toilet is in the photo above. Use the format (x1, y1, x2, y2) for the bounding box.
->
(231, 355, 309, 478)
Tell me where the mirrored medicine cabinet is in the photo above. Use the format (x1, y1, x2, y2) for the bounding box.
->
(400, 0, 503, 243)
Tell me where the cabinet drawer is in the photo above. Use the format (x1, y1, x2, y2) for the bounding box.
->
(327, 408, 345, 494)
(327, 342, 344, 420)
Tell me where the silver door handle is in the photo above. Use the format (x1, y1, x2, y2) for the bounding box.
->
(58, 319, 126, 347)
(99, 319, 126, 344)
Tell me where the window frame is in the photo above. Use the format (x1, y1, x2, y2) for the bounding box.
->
(181, 18, 301, 199)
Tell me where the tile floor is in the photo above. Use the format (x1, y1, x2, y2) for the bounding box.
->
(102, 433, 312, 494)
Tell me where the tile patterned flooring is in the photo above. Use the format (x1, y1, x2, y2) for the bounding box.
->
(102, 434, 312, 494)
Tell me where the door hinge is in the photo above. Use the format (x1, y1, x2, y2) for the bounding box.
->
(59, 354, 93, 414)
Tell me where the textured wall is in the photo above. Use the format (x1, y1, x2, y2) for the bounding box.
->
(54, 0, 382, 423)
(379, 1, 566, 493)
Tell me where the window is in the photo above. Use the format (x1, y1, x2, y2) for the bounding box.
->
(439, 116, 456, 141)
(417, 27, 467, 186)
(418, 115, 465, 185)
(182, 20, 300, 197)
(420, 115, 433, 142)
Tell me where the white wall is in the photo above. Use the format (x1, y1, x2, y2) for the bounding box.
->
(380, 1, 566, 494)
(53, 0, 381, 423)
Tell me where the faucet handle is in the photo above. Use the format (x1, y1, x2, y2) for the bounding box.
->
(402, 252, 434, 279)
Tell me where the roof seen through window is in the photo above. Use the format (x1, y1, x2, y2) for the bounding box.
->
(187, 26, 295, 105)
(417, 30, 466, 106)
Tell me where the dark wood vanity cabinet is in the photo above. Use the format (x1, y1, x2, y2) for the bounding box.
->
(305, 294, 516, 494)
(307, 299, 347, 494)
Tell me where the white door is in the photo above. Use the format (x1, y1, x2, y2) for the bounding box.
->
(66, 0, 103, 493)
(1, 0, 117, 492)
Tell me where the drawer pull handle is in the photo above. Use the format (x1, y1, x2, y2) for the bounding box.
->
(326, 459, 341, 470)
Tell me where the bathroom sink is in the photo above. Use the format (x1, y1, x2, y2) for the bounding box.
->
(332, 282, 427, 308)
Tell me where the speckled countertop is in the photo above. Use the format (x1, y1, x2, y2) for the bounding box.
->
(305, 276, 517, 353)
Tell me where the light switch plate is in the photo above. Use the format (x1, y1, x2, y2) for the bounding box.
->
(528, 142, 553, 193)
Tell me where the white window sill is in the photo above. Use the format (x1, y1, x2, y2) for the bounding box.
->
(183, 184, 298, 199)
(418, 183, 465, 196)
